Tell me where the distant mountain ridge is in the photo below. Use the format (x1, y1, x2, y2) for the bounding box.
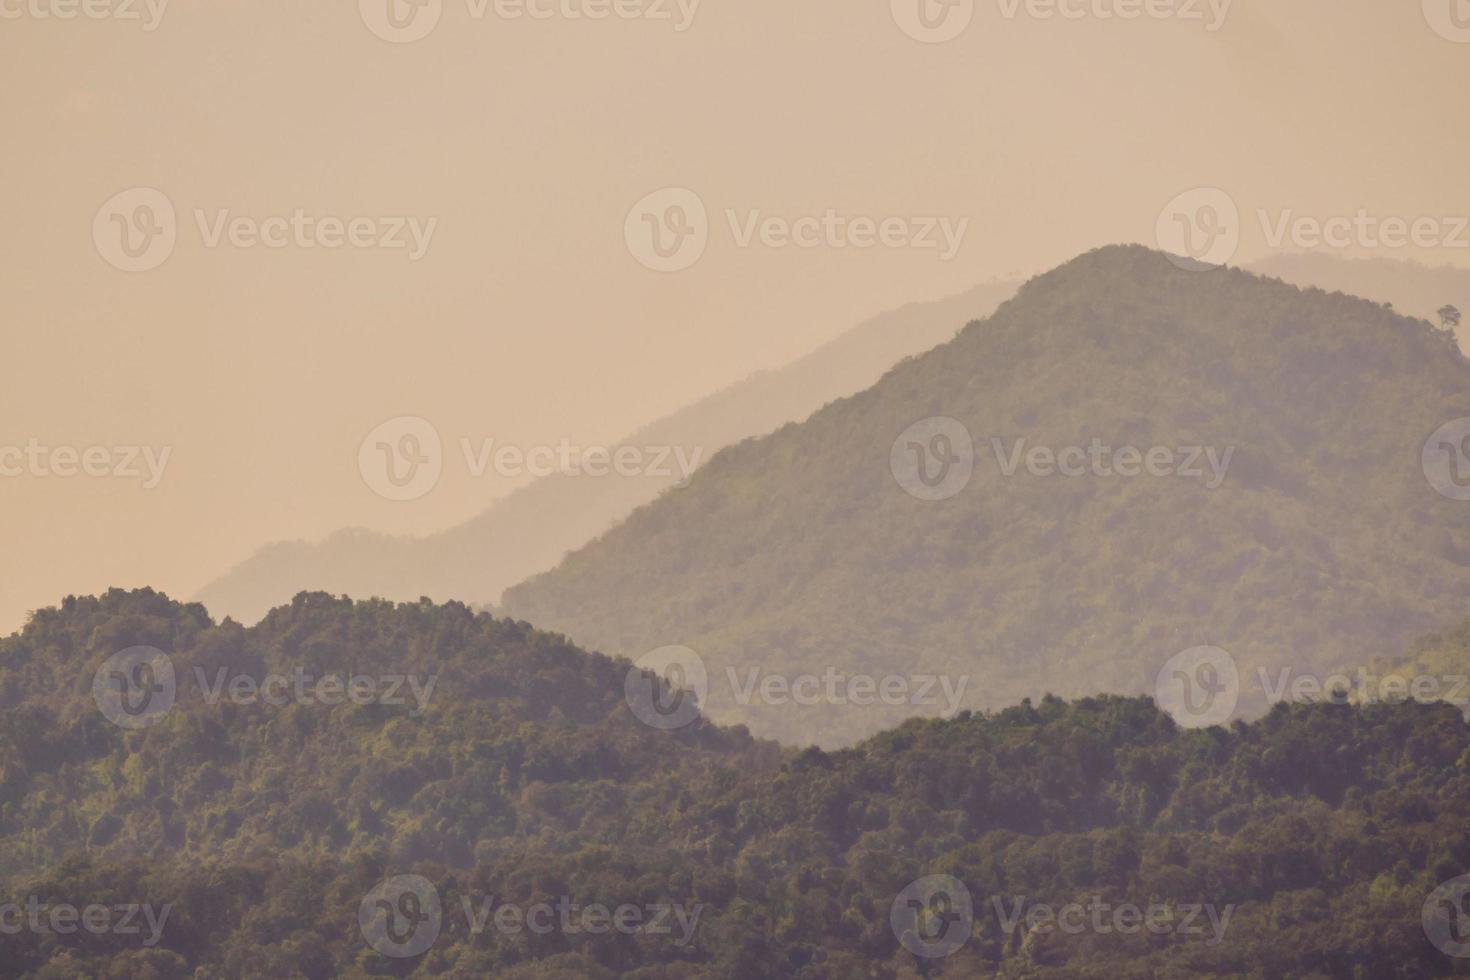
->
(193, 279, 1022, 624)
(505, 245, 1470, 746)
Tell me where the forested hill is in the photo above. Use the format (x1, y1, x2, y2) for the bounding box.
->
(504, 244, 1470, 746)
(3, 591, 1470, 976)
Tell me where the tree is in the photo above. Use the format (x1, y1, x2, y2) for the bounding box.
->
(1439, 305, 1461, 334)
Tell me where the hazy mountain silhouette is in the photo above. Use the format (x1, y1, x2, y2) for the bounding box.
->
(193, 280, 1021, 625)
(504, 245, 1470, 746)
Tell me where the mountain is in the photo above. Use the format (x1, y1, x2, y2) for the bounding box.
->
(192, 280, 1021, 626)
(504, 245, 1470, 747)
(1249, 252, 1470, 353)
(3, 590, 1470, 978)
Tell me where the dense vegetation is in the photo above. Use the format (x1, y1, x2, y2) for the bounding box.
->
(505, 245, 1470, 746)
(3, 590, 1470, 977)
(1250, 253, 1470, 354)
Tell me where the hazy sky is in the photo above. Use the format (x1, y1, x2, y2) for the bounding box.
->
(2, 0, 1469, 632)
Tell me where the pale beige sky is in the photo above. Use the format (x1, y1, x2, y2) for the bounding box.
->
(2, 0, 1468, 632)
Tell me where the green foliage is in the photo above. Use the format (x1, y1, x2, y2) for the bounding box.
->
(4, 590, 1470, 977)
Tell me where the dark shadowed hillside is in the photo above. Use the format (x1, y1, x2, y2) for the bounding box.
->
(192, 280, 1020, 626)
(3, 590, 1470, 977)
(505, 245, 1470, 747)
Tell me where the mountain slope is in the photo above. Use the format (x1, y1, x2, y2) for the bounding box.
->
(1249, 252, 1470, 353)
(4, 591, 1470, 977)
(192, 280, 1021, 625)
(504, 245, 1470, 746)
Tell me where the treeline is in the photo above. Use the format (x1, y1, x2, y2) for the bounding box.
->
(1, 590, 1469, 977)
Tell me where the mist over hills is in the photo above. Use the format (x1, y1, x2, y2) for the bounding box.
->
(504, 245, 1470, 747)
(192, 280, 1021, 626)
(3, 589, 1470, 977)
